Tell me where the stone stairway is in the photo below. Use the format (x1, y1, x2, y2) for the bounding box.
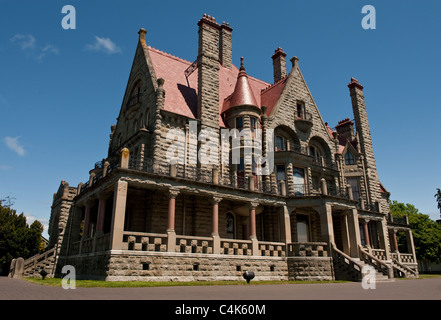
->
(352, 258, 394, 282)
(22, 247, 57, 278)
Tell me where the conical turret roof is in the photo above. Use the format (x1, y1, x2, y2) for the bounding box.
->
(223, 57, 259, 111)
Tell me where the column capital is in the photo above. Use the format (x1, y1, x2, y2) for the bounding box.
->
(249, 201, 259, 210)
(167, 189, 180, 199)
(210, 196, 222, 205)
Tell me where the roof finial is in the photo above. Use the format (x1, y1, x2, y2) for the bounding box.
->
(240, 57, 245, 70)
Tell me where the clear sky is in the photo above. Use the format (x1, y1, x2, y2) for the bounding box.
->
(0, 0, 440, 238)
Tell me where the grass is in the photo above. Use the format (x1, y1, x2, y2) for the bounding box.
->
(24, 277, 349, 288)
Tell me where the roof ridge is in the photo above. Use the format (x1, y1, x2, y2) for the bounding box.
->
(260, 75, 288, 94)
(147, 46, 192, 65)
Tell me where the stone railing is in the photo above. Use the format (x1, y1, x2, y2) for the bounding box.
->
(123, 232, 167, 252)
(359, 245, 393, 278)
(95, 233, 110, 252)
(391, 252, 415, 264)
(23, 247, 56, 271)
(371, 249, 387, 261)
(81, 238, 94, 254)
(287, 242, 328, 257)
(331, 243, 363, 281)
(70, 241, 80, 255)
(259, 241, 286, 257)
(176, 235, 213, 254)
(220, 239, 253, 256)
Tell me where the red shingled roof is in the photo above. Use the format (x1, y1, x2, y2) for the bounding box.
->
(147, 47, 270, 127)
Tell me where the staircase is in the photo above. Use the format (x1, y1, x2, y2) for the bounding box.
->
(332, 243, 394, 282)
(22, 247, 57, 278)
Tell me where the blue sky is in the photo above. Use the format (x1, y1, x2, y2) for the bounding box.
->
(0, 0, 440, 238)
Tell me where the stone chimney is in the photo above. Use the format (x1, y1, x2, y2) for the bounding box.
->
(335, 118, 355, 142)
(219, 22, 233, 69)
(272, 47, 287, 83)
(197, 14, 220, 128)
(348, 77, 382, 204)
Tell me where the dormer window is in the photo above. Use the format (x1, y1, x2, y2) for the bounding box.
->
(345, 151, 355, 165)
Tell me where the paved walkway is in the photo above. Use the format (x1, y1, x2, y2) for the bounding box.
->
(1, 276, 441, 300)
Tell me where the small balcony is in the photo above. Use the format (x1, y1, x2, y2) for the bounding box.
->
(294, 112, 313, 133)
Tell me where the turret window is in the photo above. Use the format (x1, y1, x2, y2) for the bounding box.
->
(235, 117, 243, 131)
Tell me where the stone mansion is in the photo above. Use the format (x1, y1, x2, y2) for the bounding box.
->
(40, 14, 418, 282)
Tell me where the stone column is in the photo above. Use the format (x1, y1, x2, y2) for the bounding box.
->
(318, 204, 334, 246)
(362, 220, 371, 248)
(378, 219, 391, 260)
(406, 230, 417, 263)
(82, 201, 92, 238)
(109, 180, 128, 250)
(211, 196, 222, 254)
(392, 230, 399, 252)
(281, 205, 292, 244)
(96, 196, 107, 235)
(347, 209, 361, 258)
(166, 189, 179, 252)
(249, 202, 259, 255)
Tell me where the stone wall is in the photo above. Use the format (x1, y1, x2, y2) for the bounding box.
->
(60, 251, 334, 282)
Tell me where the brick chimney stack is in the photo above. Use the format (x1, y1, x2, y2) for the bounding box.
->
(335, 118, 355, 142)
(272, 47, 287, 83)
(197, 14, 220, 128)
(220, 22, 233, 69)
(348, 77, 382, 204)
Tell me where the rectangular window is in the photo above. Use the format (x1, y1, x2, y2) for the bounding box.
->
(297, 103, 303, 119)
(296, 214, 310, 242)
(347, 177, 360, 201)
(293, 167, 305, 195)
(276, 165, 286, 193)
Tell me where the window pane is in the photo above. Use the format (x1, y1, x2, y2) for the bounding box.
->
(276, 136, 285, 151)
(347, 177, 360, 201)
(345, 151, 355, 165)
(236, 117, 243, 129)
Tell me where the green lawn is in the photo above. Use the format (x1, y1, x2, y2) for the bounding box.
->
(24, 277, 349, 288)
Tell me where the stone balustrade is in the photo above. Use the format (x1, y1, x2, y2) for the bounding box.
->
(176, 235, 213, 254)
(258, 241, 286, 257)
(123, 232, 167, 252)
(287, 242, 328, 257)
(220, 239, 253, 256)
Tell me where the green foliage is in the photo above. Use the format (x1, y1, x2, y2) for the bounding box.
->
(390, 200, 441, 263)
(0, 201, 44, 275)
(435, 188, 441, 214)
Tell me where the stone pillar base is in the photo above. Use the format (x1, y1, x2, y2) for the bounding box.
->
(167, 229, 176, 252)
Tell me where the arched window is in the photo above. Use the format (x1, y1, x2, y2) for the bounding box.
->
(275, 136, 287, 151)
(345, 151, 355, 165)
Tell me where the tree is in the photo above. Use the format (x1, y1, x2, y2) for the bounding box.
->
(390, 200, 441, 264)
(0, 201, 44, 275)
(435, 188, 441, 215)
